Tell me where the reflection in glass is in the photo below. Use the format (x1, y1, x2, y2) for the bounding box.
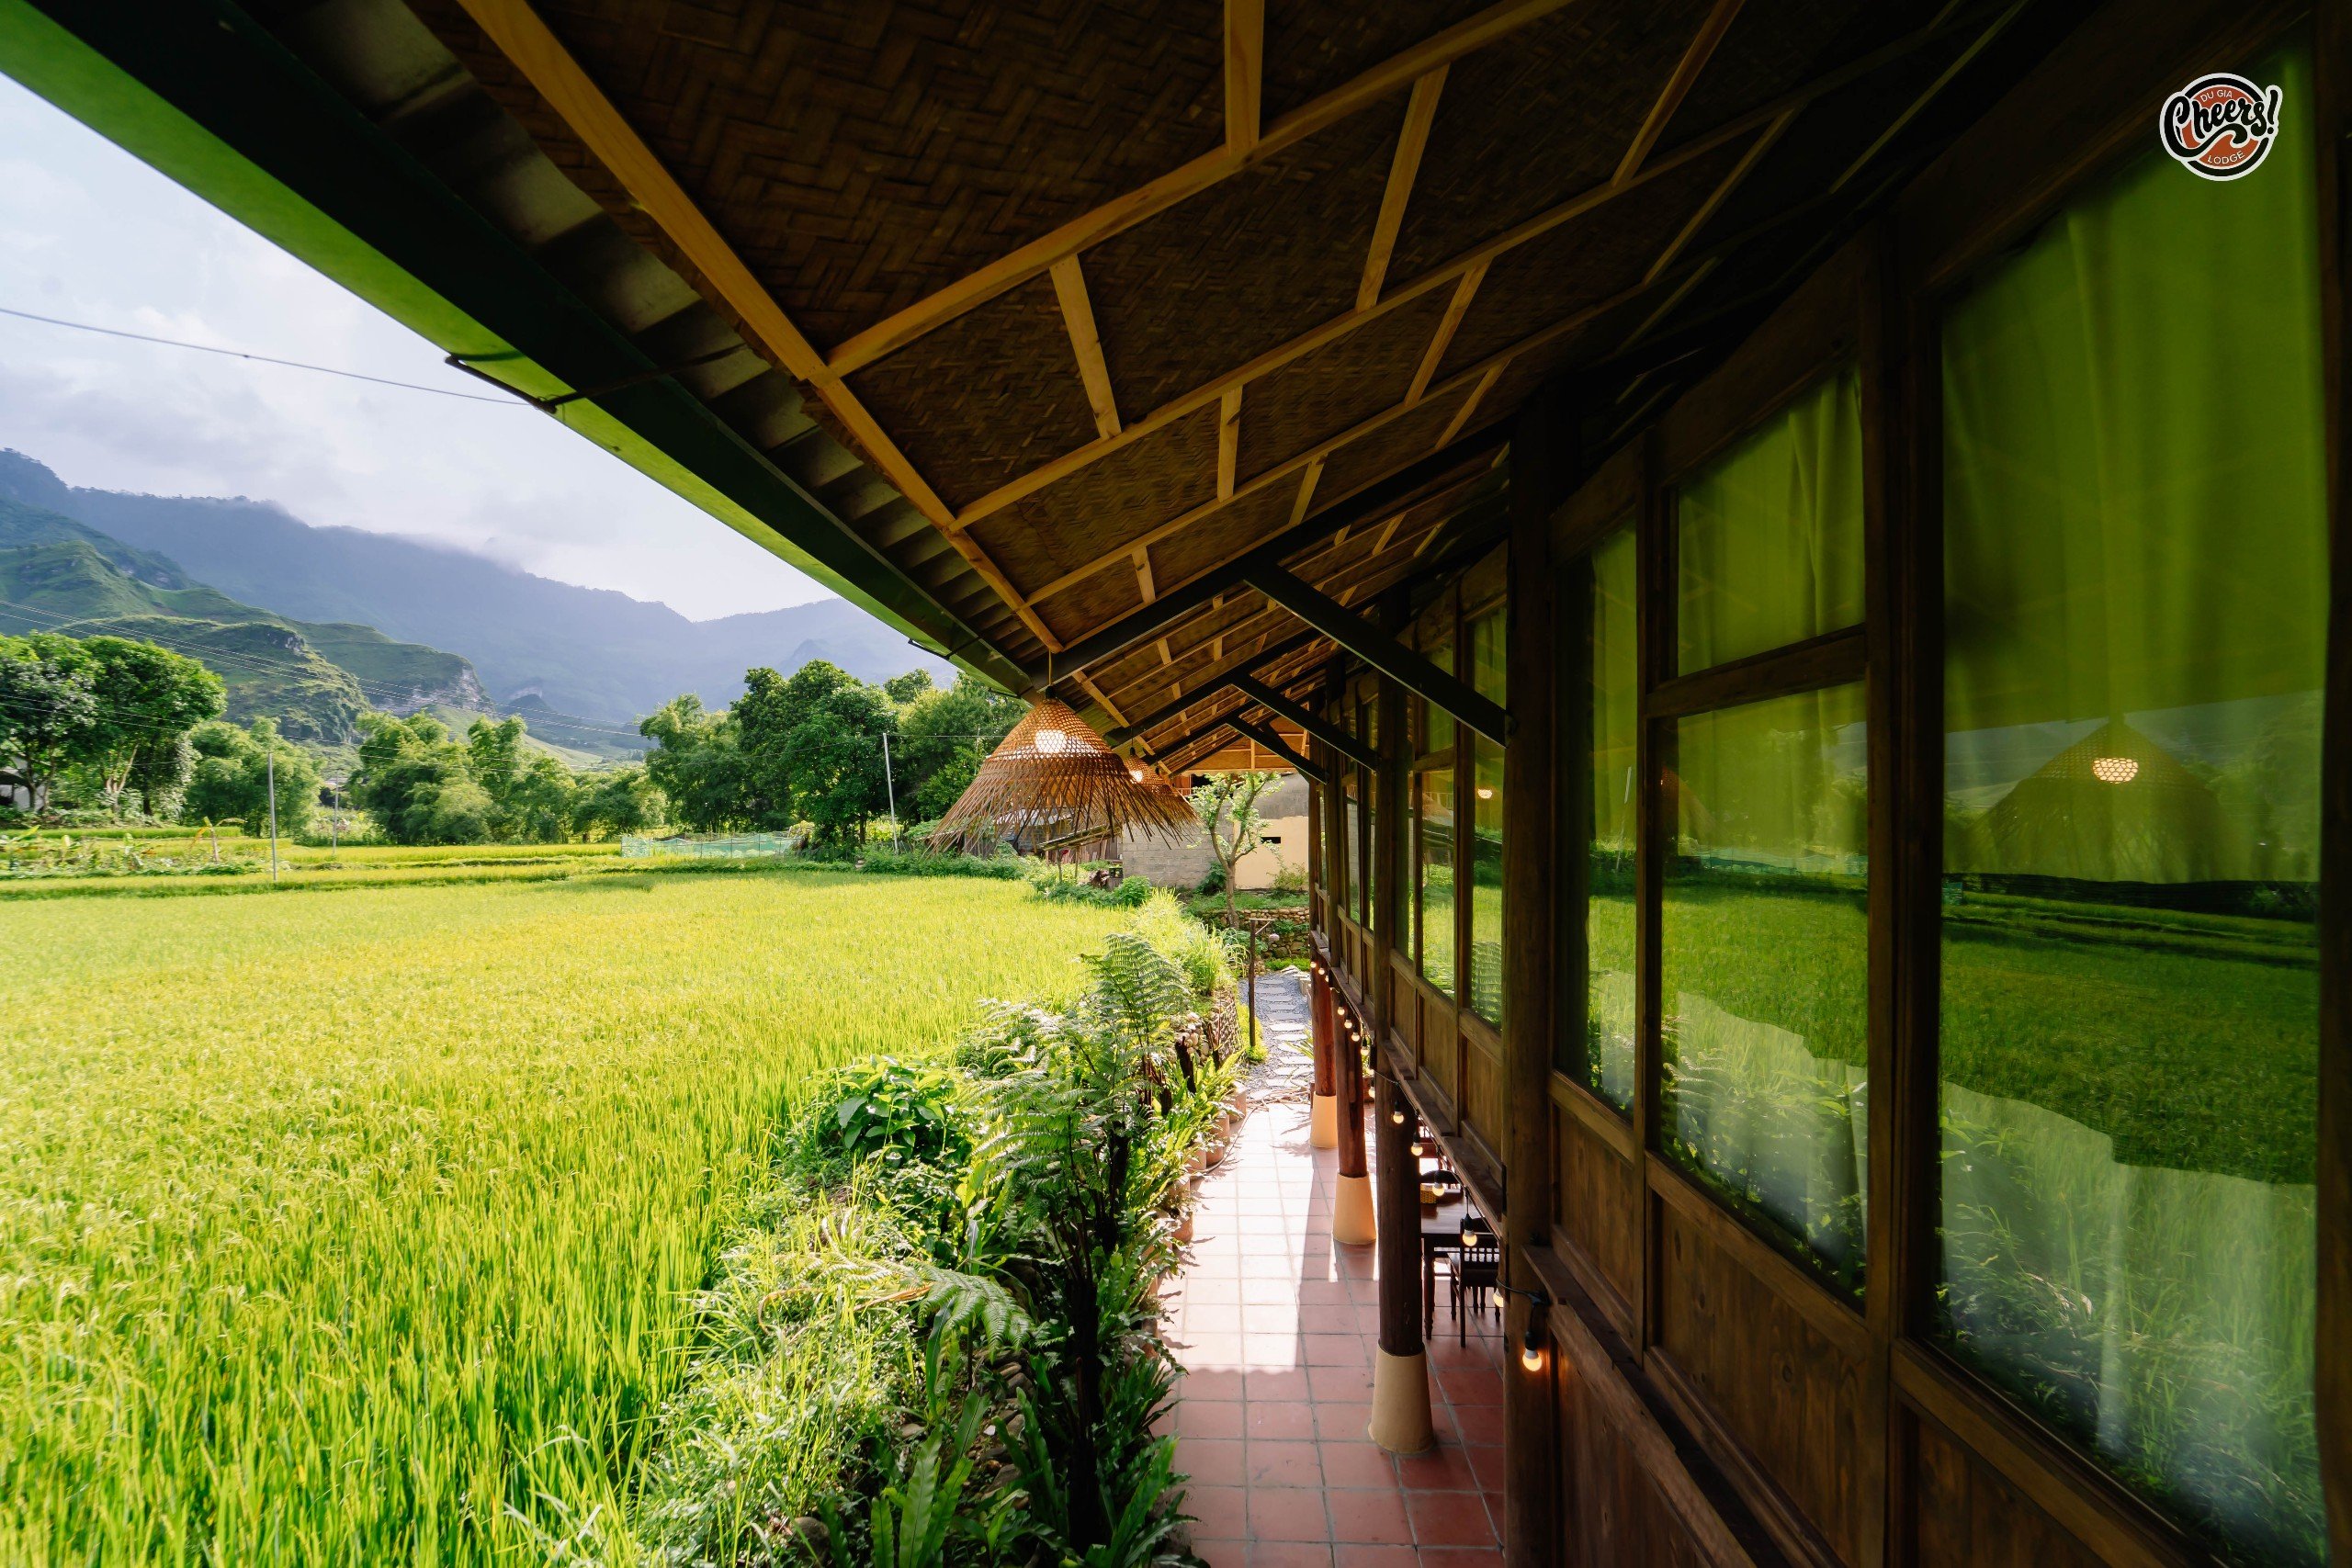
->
(1935, 51, 2323, 1565)
(1358, 694, 1378, 929)
(1468, 736, 1504, 1022)
(1677, 367, 1863, 674)
(1342, 788, 1362, 929)
(1417, 768, 1455, 998)
(1425, 632, 1455, 755)
(1585, 528, 1638, 1105)
(1467, 610, 1506, 1023)
(1661, 684, 1869, 1292)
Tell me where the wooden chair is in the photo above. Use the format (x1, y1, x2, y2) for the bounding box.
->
(1451, 1220, 1498, 1345)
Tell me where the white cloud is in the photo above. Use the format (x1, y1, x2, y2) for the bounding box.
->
(0, 73, 827, 621)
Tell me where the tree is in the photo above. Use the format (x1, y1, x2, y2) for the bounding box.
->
(735, 660, 896, 844)
(0, 634, 97, 813)
(882, 669, 935, 705)
(899, 672, 1024, 819)
(1193, 771, 1283, 928)
(573, 764, 664, 840)
(639, 694, 753, 832)
(350, 712, 481, 845)
(504, 753, 578, 843)
(181, 717, 318, 838)
(77, 636, 225, 819)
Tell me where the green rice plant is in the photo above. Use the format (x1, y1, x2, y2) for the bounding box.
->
(0, 871, 1122, 1567)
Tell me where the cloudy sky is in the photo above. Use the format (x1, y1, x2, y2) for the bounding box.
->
(0, 73, 828, 622)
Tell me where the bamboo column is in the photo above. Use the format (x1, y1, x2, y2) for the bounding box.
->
(1369, 1066, 1436, 1450)
(1500, 396, 1566, 1564)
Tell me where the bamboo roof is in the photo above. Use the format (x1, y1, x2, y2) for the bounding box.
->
(16, 0, 2075, 759)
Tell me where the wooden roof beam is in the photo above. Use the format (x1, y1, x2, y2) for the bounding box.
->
(448, 0, 1063, 655)
(1360, 67, 1449, 310)
(826, 0, 1583, 374)
(1249, 563, 1509, 741)
(1228, 716, 1327, 784)
(1048, 255, 1121, 437)
(1618, 0, 1747, 181)
(1226, 0, 1263, 154)
(1104, 630, 1324, 746)
(1233, 672, 1378, 767)
(1043, 423, 1510, 680)
(942, 0, 2006, 528)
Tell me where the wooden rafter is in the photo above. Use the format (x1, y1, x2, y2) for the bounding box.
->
(1020, 267, 1647, 606)
(1645, 109, 1794, 285)
(1360, 67, 1449, 310)
(449, 0, 1063, 655)
(825, 0, 1581, 375)
(1437, 362, 1505, 449)
(1618, 0, 1747, 181)
(1048, 255, 1121, 438)
(1409, 261, 1487, 404)
(1076, 671, 1130, 728)
(941, 3, 1996, 532)
(1290, 459, 1325, 525)
(1218, 386, 1242, 498)
(1225, 0, 1263, 154)
(1133, 546, 1157, 604)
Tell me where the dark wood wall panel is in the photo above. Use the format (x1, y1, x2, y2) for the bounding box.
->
(1464, 1033, 1504, 1163)
(1556, 1347, 1717, 1568)
(1908, 1415, 2105, 1568)
(1655, 1204, 1870, 1566)
(1555, 1106, 1643, 1316)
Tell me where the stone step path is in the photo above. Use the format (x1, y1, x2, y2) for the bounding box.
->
(1241, 966, 1316, 1104)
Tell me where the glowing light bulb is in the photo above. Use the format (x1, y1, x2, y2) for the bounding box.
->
(1388, 1106, 1407, 1125)
(1129, 768, 1145, 782)
(1520, 1330, 1545, 1373)
(2092, 756, 2138, 784)
(1476, 786, 1494, 799)
(1035, 728, 1069, 755)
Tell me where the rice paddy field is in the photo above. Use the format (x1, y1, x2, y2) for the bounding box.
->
(0, 868, 1123, 1566)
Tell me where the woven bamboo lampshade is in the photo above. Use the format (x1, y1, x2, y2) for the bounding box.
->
(933, 698, 1196, 853)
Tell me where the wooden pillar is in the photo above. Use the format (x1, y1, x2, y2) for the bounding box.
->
(1501, 394, 1565, 1565)
(1333, 983, 1374, 1244)
(1312, 736, 1341, 1147)
(1369, 1065, 1436, 1451)
(1310, 960, 1340, 1146)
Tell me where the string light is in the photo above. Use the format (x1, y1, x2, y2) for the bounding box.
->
(1521, 1317, 1546, 1373)
(1388, 1104, 1407, 1125)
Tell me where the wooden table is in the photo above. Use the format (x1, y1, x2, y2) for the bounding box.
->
(1417, 1192, 1493, 1340)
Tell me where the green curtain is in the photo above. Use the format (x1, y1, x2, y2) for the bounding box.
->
(1935, 45, 2324, 1567)
(1677, 367, 1865, 673)
(1942, 50, 2325, 887)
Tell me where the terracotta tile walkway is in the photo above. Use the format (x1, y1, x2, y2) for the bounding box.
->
(1162, 1099, 1508, 1567)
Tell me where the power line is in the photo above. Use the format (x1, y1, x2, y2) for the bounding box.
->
(0, 305, 519, 403)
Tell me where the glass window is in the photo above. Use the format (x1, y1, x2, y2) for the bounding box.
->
(1934, 48, 2323, 1565)
(1660, 684, 1870, 1293)
(1677, 367, 1864, 674)
(1425, 629, 1455, 755)
(1357, 694, 1378, 930)
(1584, 527, 1639, 1105)
(1466, 609, 1506, 1022)
(1468, 736, 1504, 1021)
(1342, 784, 1362, 928)
(1417, 767, 1455, 998)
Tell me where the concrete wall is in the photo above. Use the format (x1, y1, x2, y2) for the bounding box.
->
(1118, 773, 1308, 892)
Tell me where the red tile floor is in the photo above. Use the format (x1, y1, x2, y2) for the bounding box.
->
(1160, 1099, 1507, 1567)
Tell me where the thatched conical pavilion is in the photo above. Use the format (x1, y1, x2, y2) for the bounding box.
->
(933, 698, 1196, 856)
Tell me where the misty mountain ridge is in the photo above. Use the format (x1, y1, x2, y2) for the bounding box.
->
(0, 450, 950, 727)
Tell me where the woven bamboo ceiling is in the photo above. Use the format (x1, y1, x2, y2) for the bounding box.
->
(31, 0, 2072, 774)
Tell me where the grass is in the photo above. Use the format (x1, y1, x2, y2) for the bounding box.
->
(0, 870, 1125, 1566)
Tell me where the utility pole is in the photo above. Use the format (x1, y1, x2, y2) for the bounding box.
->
(880, 730, 900, 853)
(265, 740, 279, 883)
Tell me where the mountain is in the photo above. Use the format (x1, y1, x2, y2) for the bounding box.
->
(0, 451, 951, 728)
(0, 496, 486, 745)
